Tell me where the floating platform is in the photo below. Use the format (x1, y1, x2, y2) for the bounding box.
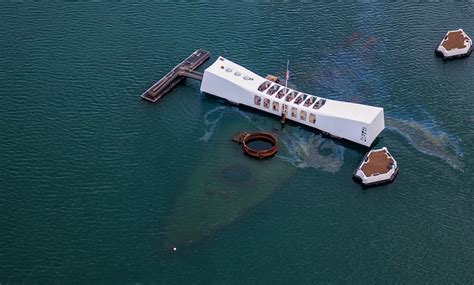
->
(141, 49, 210, 102)
(353, 147, 398, 187)
(435, 29, 473, 60)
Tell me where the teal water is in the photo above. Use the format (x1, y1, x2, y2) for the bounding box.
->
(1, 2, 473, 283)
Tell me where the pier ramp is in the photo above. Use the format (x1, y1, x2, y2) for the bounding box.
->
(141, 49, 210, 103)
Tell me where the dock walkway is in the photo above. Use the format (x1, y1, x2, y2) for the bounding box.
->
(141, 49, 210, 103)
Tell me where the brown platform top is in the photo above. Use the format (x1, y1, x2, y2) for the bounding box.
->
(441, 31, 468, 50)
(360, 149, 394, 176)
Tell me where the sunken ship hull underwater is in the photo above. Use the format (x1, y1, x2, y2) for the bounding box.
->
(163, 113, 296, 250)
(200, 57, 385, 147)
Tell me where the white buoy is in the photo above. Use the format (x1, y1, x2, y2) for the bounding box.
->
(173, 247, 177, 251)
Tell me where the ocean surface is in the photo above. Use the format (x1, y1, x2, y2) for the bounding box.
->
(0, 2, 473, 284)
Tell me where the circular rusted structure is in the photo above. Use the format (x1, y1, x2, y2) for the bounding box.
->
(240, 132, 278, 159)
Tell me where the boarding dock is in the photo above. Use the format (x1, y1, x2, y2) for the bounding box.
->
(353, 147, 398, 187)
(435, 29, 473, 60)
(141, 49, 210, 102)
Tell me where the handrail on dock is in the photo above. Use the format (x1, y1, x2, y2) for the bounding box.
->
(178, 68, 203, 80)
(141, 49, 210, 103)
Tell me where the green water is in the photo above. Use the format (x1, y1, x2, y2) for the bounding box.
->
(0, 2, 472, 283)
